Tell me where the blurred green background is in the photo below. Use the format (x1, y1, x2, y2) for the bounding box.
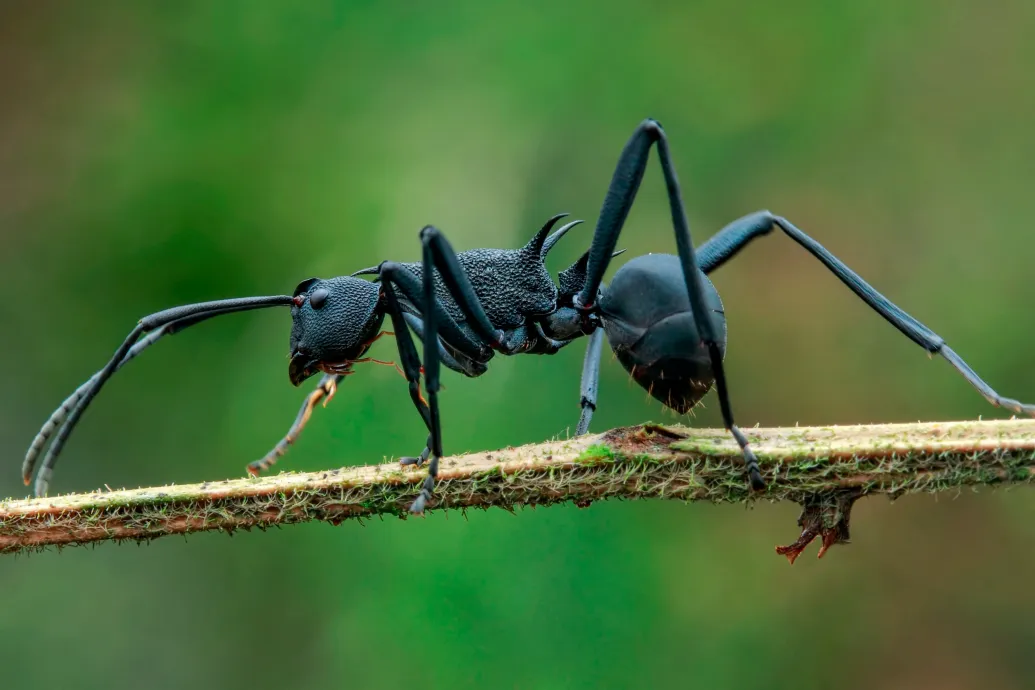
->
(2, 2, 1035, 688)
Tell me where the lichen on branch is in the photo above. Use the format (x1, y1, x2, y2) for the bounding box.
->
(2, 418, 1034, 559)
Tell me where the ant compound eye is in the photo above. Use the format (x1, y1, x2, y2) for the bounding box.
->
(309, 288, 329, 309)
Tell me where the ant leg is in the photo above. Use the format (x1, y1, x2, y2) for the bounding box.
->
(416, 226, 508, 351)
(407, 233, 445, 514)
(383, 217, 569, 511)
(379, 261, 490, 361)
(388, 224, 548, 513)
(378, 266, 434, 429)
(377, 262, 494, 484)
(700, 210, 1035, 417)
(402, 312, 488, 377)
(697, 211, 780, 274)
(575, 328, 604, 435)
(576, 119, 763, 489)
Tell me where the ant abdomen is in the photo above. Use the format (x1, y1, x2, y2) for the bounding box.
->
(599, 253, 726, 414)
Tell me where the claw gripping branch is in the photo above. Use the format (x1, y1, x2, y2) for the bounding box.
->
(2, 419, 1035, 557)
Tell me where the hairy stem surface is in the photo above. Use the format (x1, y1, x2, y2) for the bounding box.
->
(3, 419, 1034, 558)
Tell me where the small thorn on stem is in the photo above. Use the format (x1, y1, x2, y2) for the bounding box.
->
(775, 526, 820, 565)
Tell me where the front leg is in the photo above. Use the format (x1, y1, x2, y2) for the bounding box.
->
(409, 225, 543, 512)
(377, 263, 438, 467)
(419, 225, 536, 356)
(378, 251, 502, 512)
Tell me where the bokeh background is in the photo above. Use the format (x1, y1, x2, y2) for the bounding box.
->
(2, 2, 1034, 688)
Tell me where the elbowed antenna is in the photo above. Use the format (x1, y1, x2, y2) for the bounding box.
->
(23, 303, 284, 485)
(25, 294, 295, 497)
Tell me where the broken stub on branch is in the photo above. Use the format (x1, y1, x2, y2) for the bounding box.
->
(775, 490, 863, 564)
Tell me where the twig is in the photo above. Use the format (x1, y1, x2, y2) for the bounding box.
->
(3, 419, 1034, 560)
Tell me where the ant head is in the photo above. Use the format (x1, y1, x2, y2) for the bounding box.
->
(288, 275, 383, 386)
